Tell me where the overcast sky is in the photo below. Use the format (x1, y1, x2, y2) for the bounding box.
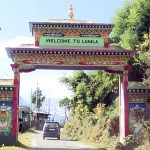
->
(0, 0, 125, 114)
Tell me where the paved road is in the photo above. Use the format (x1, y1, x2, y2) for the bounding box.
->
(28, 130, 106, 150)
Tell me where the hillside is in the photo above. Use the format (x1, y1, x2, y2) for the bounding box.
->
(61, 98, 150, 150)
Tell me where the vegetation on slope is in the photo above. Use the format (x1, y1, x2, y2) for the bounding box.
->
(61, 98, 119, 149)
(59, 70, 150, 149)
(61, 97, 150, 150)
(60, 0, 150, 149)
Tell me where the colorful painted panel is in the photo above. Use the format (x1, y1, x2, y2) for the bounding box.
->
(0, 102, 12, 136)
(129, 103, 147, 111)
(40, 36, 104, 48)
(0, 97, 13, 102)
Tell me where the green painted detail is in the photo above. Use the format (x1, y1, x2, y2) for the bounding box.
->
(40, 37, 104, 47)
(0, 85, 14, 88)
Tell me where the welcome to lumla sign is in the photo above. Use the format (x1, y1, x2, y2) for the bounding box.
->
(40, 37, 104, 48)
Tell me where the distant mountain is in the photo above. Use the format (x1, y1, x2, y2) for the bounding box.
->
(48, 113, 67, 126)
(19, 96, 30, 107)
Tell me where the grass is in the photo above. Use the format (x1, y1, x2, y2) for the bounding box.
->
(0, 128, 34, 150)
(80, 139, 115, 150)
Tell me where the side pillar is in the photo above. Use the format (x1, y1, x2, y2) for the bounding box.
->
(12, 64, 20, 143)
(119, 70, 129, 144)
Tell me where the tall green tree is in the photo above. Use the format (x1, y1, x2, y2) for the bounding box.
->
(143, 51, 150, 85)
(112, 0, 150, 50)
(111, 0, 131, 44)
(59, 71, 118, 114)
(59, 97, 71, 121)
(112, 0, 150, 82)
(32, 87, 46, 110)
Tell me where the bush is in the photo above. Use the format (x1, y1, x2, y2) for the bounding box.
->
(109, 116, 119, 136)
(61, 99, 120, 149)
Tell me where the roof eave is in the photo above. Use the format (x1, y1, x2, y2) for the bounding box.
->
(5, 47, 12, 58)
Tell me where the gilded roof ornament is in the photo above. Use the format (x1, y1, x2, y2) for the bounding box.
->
(68, 4, 74, 20)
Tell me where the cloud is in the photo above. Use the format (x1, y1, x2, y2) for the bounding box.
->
(0, 36, 34, 57)
(20, 70, 73, 103)
(20, 70, 73, 115)
(0, 37, 73, 114)
(0, 36, 34, 78)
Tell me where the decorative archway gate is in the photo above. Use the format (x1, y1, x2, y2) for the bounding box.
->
(5, 9, 136, 144)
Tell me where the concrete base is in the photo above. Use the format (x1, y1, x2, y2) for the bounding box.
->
(0, 136, 17, 146)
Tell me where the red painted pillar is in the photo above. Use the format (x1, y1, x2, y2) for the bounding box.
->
(104, 38, 109, 48)
(11, 64, 20, 140)
(119, 70, 129, 143)
(35, 36, 39, 46)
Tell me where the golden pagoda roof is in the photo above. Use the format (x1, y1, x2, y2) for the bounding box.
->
(68, 4, 74, 20)
(29, 4, 113, 32)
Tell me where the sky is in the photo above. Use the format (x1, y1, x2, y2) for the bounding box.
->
(0, 0, 125, 115)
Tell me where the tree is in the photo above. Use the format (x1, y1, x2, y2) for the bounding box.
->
(111, 0, 131, 44)
(111, 0, 150, 82)
(112, 0, 150, 50)
(143, 51, 150, 85)
(32, 87, 46, 110)
(59, 97, 71, 121)
(59, 71, 118, 115)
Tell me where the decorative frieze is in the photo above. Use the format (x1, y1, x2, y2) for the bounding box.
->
(0, 89, 13, 99)
(11, 53, 130, 67)
(128, 83, 150, 112)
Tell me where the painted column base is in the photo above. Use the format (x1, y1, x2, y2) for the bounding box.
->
(120, 136, 126, 145)
(0, 136, 17, 146)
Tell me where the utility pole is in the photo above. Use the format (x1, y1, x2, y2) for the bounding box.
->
(36, 82, 38, 122)
(30, 88, 32, 127)
(35, 82, 39, 129)
(48, 98, 51, 115)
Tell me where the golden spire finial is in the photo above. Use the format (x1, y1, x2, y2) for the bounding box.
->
(68, 4, 74, 20)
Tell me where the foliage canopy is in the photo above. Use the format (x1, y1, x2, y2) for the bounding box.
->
(32, 87, 46, 110)
(59, 71, 118, 115)
(112, 0, 150, 83)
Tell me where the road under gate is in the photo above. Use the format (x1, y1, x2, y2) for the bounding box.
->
(28, 130, 106, 150)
